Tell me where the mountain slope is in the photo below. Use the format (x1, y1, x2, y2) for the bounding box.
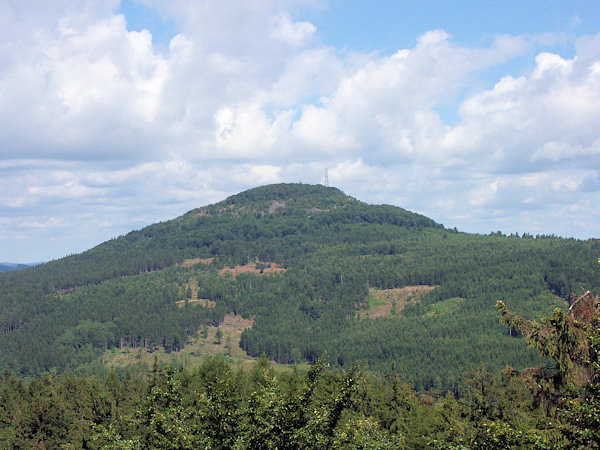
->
(1, 183, 599, 388)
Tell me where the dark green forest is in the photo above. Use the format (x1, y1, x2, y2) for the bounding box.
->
(1, 183, 599, 390)
(1, 291, 599, 448)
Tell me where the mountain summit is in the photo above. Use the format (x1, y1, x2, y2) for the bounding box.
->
(0, 183, 598, 389)
(187, 183, 440, 228)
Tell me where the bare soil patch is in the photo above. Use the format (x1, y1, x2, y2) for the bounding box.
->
(188, 313, 254, 364)
(220, 313, 254, 340)
(103, 313, 254, 369)
(176, 298, 215, 309)
(179, 258, 213, 268)
(359, 285, 436, 319)
(219, 261, 286, 277)
(102, 313, 309, 373)
(56, 287, 76, 297)
(268, 200, 286, 214)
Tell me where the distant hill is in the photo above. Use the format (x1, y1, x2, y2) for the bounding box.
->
(0, 262, 34, 273)
(1, 183, 599, 389)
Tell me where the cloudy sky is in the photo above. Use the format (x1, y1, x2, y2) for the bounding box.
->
(2, 0, 600, 263)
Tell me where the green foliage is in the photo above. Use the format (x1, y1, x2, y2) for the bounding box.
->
(0, 182, 599, 392)
(497, 290, 600, 447)
(0, 343, 592, 449)
(135, 360, 192, 449)
(559, 299, 600, 447)
(366, 292, 386, 308)
(424, 297, 464, 317)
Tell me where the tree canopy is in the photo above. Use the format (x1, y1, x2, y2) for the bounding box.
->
(0, 183, 598, 390)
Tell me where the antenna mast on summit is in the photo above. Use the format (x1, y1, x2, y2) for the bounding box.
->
(324, 169, 329, 187)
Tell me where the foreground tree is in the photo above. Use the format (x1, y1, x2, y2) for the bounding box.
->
(497, 289, 600, 447)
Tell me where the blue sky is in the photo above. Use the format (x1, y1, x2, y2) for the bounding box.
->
(1, 0, 600, 262)
(119, 0, 600, 52)
(311, 1, 592, 50)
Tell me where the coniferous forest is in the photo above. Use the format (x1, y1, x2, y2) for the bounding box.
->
(1, 183, 599, 447)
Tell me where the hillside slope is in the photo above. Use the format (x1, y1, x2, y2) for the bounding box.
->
(1, 183, 599, 388)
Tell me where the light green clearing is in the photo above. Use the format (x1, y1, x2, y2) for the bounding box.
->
(367, 292, 387, 308)
(424, 297, 464, 317)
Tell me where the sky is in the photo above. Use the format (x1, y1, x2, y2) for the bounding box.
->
(1, 1, 600, 263)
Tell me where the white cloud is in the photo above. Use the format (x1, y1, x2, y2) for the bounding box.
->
(532, 139, 600, 162)
(270, 13, 316, 47)
(1, 1, 600, 261)
(0, 7, 168, 160)
(292, 105, 358, 154)
(445, 35, 600, 177)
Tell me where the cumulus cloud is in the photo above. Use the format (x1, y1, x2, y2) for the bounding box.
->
(1, 1, 600, 261)
(0, 6, 167, 160)
(270, 13, 316, 47)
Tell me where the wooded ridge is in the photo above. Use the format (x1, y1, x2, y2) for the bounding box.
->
(1, 183, 599, 391)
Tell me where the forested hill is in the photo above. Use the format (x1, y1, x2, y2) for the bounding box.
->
(1, 183, 599, 389)
(0, 184, 439, 290)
